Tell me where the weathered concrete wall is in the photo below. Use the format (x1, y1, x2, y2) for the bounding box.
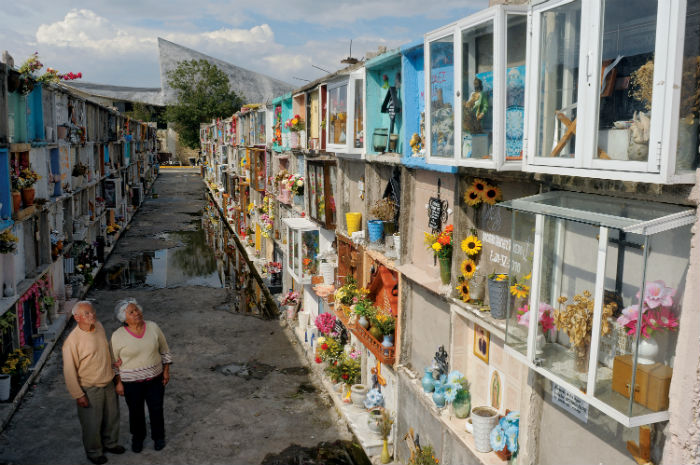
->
(402, 279, 451, 372)
(662, 170, 700, 465)
(337, 159, 366, 234)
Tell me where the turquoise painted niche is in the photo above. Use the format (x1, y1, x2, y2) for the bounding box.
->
(365, 52, 403, 156)
(401, 42, 457, 174)
(26, 84, 45, 144)
(0, 149, 12, 220)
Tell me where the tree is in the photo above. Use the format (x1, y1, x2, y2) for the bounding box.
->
(125, 103, 166, 129)
(165, 59, 243, 149)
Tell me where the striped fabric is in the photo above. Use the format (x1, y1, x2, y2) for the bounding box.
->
(118, 352, 172, 382)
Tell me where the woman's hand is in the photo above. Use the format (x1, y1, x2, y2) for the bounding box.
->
(112, 358, 122, 369)
(162, 365, 170, 386)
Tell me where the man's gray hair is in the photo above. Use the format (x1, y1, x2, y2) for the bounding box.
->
(72, 300, 94, 316)
(115, 298, 143, 323)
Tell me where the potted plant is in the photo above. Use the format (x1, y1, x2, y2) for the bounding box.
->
(280, 290, 300, 320)
(18, 166, 41, 207)
(353, 298, 376, 330)
(370, 198, 397, 235)
(371, 311, 396, 348)
(425, 225, 454, 285)
(1, 348, 32, 397)
(0, 230, 18, 254)
(379, 410, 394, 464)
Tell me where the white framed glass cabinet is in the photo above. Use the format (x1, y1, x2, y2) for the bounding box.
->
(499, 191, 694, 426)
(524, 0, 700, 184)
(326, 69, 365, 158)
(425, 4, 527, 169)
(283, 217, 319, 284)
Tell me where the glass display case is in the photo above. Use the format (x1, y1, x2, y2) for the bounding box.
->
(255, 110, 266, 146)
(283, 217, 319, 284)
(500, 191, 694, 426)
(326, 71, 364, 157)
(425, 4, 527, 168)
(307, 160, 337, 229)
(249, 148, 266, 192)
(524, 0, 699, 184)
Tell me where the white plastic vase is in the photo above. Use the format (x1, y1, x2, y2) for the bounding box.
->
(637, 338, 659, 365)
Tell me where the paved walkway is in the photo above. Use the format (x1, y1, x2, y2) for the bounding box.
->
(0, 169, 350, 464)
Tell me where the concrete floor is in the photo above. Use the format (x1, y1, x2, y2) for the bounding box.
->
(0, 168, 351, 465)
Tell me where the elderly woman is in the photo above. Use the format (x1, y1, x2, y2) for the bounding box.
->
(111, 298, 172, 453)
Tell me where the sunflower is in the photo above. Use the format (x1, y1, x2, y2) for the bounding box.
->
(464, 187, 481, 207)
(456, 281, 470, 302)
(481, 185, 502, 205)
(461, 235, 482, 256)
(460, 259, 477, 278)
(472, 178, 487, 192)
(510, 283, 530, 299)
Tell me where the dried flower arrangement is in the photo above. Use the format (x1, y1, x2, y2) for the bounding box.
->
(370, 197, 396, 222)
(629, 60, 654, 111)
(554, 291, 616, 348)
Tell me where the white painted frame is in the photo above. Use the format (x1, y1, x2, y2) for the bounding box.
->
(424, 4, 527, 170)
(326, 78, 351, 155)
(283, 217, 319, 285)
(524, 0, 695, 184)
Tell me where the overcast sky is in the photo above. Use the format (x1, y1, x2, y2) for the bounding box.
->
(0, 1, 487, 88)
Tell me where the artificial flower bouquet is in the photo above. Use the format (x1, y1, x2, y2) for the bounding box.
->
(287, 174, 304, 196)
(281, 290, 300, 306)
(616, 280, 678, 338)
(424, 224, 454, 260)
(490, 411, 520, 460)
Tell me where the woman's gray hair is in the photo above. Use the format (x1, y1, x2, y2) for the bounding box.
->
(115, 298, 143, 322)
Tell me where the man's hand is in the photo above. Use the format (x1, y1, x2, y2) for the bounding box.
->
(76, 395, 89, 408)
(115, 381, 124, 396)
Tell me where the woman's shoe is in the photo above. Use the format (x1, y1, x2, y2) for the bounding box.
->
(132, 438, 143, 453)
(154, 439, 166, 451)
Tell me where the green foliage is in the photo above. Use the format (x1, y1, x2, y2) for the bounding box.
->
(125, 103, 166, 128)
(165, 59, 243, 149)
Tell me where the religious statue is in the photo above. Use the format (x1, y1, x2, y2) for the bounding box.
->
(463, 77, 489, 134)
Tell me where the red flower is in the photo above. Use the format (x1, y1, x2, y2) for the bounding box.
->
(437, 234, 450, 246)
(445, 225, 454, 233)
(321, 343, 329, 351)
(315, 356, 322, 364)
(341, 374, 349, 380)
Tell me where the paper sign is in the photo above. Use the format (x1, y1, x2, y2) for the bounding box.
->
(551, 382, 589, 423)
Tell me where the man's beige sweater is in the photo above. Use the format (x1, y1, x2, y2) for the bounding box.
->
(62, 322, 114, 399)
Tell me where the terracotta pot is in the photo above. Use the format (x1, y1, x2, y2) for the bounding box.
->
(12, 191, 21, 213)
(21, 188, 35, 207)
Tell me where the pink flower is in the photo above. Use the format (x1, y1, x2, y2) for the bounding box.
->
(638, 280, 675, 309)
(517, 303, 556, 334)
(617, 305, 641, 327)
(656, 307, 679, 330)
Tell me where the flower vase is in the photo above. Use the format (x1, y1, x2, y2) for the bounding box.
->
(536, 332, 547, 355)
(422, 368, 435, 393)
(381, 334, 394, 348)
(451, 389, 471, 419)
(574, 344, 590, 373)
(345, 212, 362, 235)
(358, 315, 370, 329)
(438, 256, 452, 285)
(487, 277, 509, 319)
(12, 191, 21, 213)
(367, 220, 384, 243)
(293, 194, 303, 206)
(350, 384, 368, 407)
(469, 275, 486, 301)
(0, 374, 10, 401)
(432, 385, 446, 408)
(637, 338, 659, 365)
(286, 304, 296, 320)
(471, 406, 499, 453)
(290, 131, 300, 148)
(380, 439, 391, 464)
(369, 325, 382, 341)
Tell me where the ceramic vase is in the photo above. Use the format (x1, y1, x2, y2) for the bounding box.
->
(421, 368, 435, 393)
(380, 439, 391, 464)
(438, 256, 452, 285)
(12, 191, 21, 213)
(452, 389, 471, 418)
(382, 334, 394, 348)
(637, 338, 659, 365)
(471, 406, 499, 453)
(432, 384, 446, 408)
(358, 315, 370, 329)
(369, 325, 382, 341)
(350, 384, 368, 407)
(367, 409, 383, 433)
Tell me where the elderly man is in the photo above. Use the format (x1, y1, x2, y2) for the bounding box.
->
(62, 301, 125, 465)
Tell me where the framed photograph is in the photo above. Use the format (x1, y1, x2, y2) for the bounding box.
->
(473, 323, 490, 363)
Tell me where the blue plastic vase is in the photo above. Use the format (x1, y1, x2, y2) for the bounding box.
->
(367, 220, 384, 243)
(432, 385, 446, 408)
